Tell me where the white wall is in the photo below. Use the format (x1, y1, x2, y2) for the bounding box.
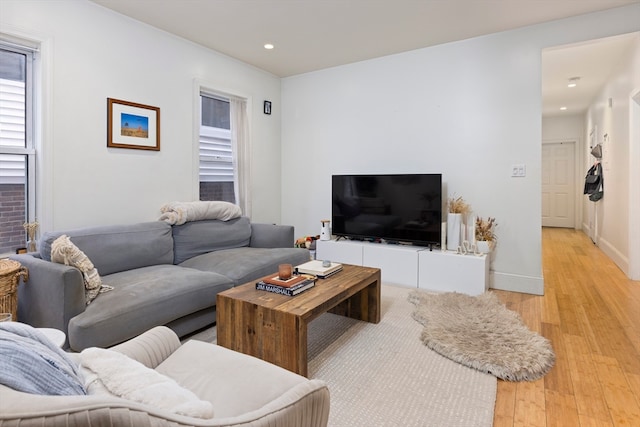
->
(542, 115, 585, 143)
(281, 5, 640, 294)
(584, 33, 640, 276)
(0, 0, 283, 231)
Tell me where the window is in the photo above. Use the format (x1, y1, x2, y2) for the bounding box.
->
(199, 93, 235, 203)
(0, 41, 37, 255)
(197, 87, 250, 217)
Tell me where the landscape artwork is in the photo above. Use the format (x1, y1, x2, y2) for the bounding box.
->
(120, 113, 149, 138)
(107, 97, 160, 151)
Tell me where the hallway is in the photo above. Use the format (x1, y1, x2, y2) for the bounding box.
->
(493, 227, 640, 426)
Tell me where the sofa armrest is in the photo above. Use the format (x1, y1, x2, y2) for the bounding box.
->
(108, 326, 181, 369)
(250, 223, 295, 248)
(216, 380, 330, 427)
(9, 254, 85, 337)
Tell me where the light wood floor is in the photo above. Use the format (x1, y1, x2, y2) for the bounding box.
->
(492, 227, 640, 427)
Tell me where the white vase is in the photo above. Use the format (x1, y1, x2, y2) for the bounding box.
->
(447, 213, 462, 251)
(476, 240, 494, 254)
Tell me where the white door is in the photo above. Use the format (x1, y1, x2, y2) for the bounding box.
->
(542, 142, 576, 228)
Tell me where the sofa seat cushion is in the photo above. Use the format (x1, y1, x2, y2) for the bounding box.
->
(155, 339, 308, 418)
(179, 247, 311, 285)
(68, 265, 233, 351)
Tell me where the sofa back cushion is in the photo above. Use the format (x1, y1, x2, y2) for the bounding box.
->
(172, 217, 251, 264)
(40, 222, 174, 276)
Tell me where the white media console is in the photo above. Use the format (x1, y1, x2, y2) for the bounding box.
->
(316, 239, 489, 295)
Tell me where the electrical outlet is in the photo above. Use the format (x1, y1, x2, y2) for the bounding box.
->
(511, 164, 526, 177)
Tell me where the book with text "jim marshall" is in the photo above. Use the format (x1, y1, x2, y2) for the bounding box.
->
(255, 278, 316, 296)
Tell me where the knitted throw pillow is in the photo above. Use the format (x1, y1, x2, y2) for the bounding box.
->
(51, 235, 112, 304)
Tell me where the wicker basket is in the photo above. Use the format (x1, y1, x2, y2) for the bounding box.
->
(0, 259, 29, 322)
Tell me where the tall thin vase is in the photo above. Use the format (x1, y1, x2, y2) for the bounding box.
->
(447, 213, 462, 251)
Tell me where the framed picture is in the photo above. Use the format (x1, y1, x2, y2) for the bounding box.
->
(263, 100, 272, 115)
(107, 98, 160, 151)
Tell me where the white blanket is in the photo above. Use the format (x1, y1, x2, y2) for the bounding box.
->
(80, 347, 214, 419)
(158, 201, 242, 225)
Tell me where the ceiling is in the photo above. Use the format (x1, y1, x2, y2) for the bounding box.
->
(541, 33, 637, 116)
(90, 0, 639, 116)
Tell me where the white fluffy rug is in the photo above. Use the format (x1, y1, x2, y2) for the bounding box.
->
(409, 289, 555, 382)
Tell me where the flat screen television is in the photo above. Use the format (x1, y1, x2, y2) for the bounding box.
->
(332, 174, 442, 247)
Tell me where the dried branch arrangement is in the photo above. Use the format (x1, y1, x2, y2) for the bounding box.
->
(447, 196, 471, 214)
(475, 217, 497, 242)
(23, 221, 39, 252)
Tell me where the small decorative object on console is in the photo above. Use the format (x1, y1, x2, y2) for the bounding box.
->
(320, 220, 331, 241)
(447, 196, 472, 251)
(475, 217, 497, 253)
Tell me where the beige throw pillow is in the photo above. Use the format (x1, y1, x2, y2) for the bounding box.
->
(51, 235, 112, 304)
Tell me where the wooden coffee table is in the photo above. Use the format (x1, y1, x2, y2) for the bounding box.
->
(216, 264, 381, 377)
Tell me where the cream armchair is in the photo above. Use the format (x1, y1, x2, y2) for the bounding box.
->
(0, 326, 330, 427)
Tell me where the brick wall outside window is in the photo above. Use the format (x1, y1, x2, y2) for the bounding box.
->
(199, 182, 235, 204)
(0, 184, 26, 254)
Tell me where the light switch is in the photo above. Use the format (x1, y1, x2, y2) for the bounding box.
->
(511, 164, 526, 177)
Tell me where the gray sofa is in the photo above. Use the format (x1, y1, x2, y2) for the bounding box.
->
(9, 217, 310, 351)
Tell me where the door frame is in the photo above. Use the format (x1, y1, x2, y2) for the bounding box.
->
(629, 89, 640, 279)
(542, 138, 582, 230)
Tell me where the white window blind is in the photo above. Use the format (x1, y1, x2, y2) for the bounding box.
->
(0, 78, 27, 184)
(199, 93, 233, 183)
(199, 125, 233, 182)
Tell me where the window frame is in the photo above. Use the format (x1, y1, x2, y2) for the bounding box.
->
(0, 40, 37, 237)
(194, 81, 251, 215)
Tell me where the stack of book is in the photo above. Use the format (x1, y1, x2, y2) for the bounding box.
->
(295, 260, 343, 278)
(255, 274, 316, 296)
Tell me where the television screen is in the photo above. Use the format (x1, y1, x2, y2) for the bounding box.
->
(332, 174, 442, 247)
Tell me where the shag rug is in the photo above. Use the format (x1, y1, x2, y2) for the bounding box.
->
(408, 290, 555, 381)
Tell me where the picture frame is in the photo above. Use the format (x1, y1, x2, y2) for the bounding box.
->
(263, 100, 272, 115)
(107, 98, 160, 151)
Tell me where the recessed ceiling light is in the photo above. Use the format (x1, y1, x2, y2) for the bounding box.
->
(567, 77, 580, 88)
(264, 43, 274, 50)
(560, 106, 567, 111)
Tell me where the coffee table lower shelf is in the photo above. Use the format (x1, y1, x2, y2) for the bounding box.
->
(216, 264, 381, 377)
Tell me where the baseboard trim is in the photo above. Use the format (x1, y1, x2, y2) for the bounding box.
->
(580, 227, 629, 276)
(490, 271, 544, 295)
(597, 237, 629, 276)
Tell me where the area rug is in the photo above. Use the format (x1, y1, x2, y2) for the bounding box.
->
(408, 289, 555, 381)
(187, 285, 496, 427)
(307, 285, 496, 427)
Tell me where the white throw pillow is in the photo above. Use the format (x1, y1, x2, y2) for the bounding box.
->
(80, 347, 214, 419)
(51, 235, 112, 304)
